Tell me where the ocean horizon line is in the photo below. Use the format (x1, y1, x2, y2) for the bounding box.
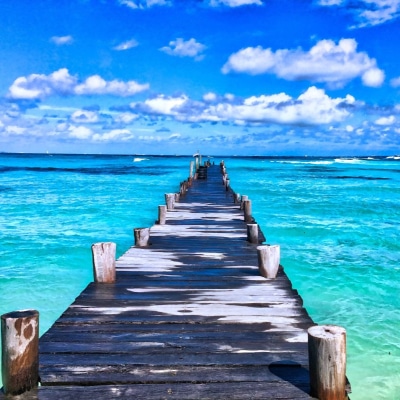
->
(1, 152, 399, 159)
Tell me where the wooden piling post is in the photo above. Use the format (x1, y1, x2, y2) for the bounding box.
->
(165, 193, 175, 210)
(91, 242, 116, 283)
(158, 205, 167, 225)
(257, 245, 280, 278)
(247, 223, 259, 244)
(134, 227, 150, 247)
(1, 310, 39, 396)
(240, 195, 248, 210)
(243, 199, 252, 222)
(175, 193, 180, 203)
(308, 325, 347, 400)
(189, 161, 194, 178)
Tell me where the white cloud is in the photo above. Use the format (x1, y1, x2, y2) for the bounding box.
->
(209, 0, 262, 6)
(203, 92, 217, 102)
(208, 87, 354, 125)
(115, 112, 139, 124)
(160, 38, 206, 60)
(75, 75, 149, 96)
(317, 0, 342, 5)
(71, 110, 99, 123)
(132, 87, 355, 126)
(6, 125, 26, 135)
(390, 76, 400, 87)
(68, 125, 93, 139)
(362, 67, 385, 87)
(113, 39, 139, 51)
(222, 38, 384, 88)
(118, 0, 169, 9)
(7, 68, 149, 99)
(375, 115, 396, 125)
(317, 0, 400, 27)
(92, 129, 134, 141)
(7, 68, 77, 99)
(50, 35, 73, 45)
(135, 94, 189, 116)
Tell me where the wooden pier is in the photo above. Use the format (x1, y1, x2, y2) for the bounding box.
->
(2, 163, 330, 399)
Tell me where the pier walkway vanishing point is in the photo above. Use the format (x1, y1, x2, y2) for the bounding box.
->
(2, 163, 323, 399)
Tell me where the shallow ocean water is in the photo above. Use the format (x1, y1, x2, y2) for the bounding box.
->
(0, 154, 399, 399)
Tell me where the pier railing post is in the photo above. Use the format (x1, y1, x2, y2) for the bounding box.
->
(247, 223, 259, 244)
(240, 195, 248, 210)
(165, 193, 175, 210)
(257, 245, 280, 278)
(189, 161, 194, 178)
(243, 199, 252, 222)
(91, 242, 116, 283)
(308, 325, 347, 400)
(158, 205, 167, 225)
(134, 227, 150, 247)
(1, 310, 39, 396)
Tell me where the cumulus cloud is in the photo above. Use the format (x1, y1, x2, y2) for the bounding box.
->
(208, 0, 263, 6)
(50, 35, 73, 45)
(203, 92, 218, 102)
(375, 115, 396, 125)
(114, 112, 139, 124)
(92, 129, 134, 141)
(74, 75, 149, 96)
(160, 38, 206, 60)
(131, 87, 355, 126)
(362, 68, 385, 87)
(222, 38, 384, 88)
(71, 110, 99, 123)
(118, 0, 170, 9)
(134, 94, 189, 116)
(113, 39, 139, 51)
(390, 76, 400, 87)
(68, 125, 93, 139)
(7, 68, 149, 100)
(316, 0, 400, 27)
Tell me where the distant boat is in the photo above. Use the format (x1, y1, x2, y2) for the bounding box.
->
(133, 157, 148, 162)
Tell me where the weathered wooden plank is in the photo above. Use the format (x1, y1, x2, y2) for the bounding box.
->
(16, 164, 317, 399)
(0, 382, 317, 400)
(38, 365, 311, 386)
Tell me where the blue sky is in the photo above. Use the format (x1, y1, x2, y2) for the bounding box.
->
(1, 0, 400, 155)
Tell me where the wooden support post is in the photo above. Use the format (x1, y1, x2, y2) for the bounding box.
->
(91, 242, 116, 283)
(257, 245, 280, 278)
(243, 199, 252, 222)
(189, 161, 194, 178)
(308, 325, 347, 400)
(165, 193, 175, 210)
(240, 195, 248, 210)
(226, 178, 230, 191)
(234, 193, 241, 204)
(158, 205, 167, 225)
(1, 310, 39, 396)
(174, 193, 180, 203)
(134, 227, 150, 247)
(247, 223, 259, 244)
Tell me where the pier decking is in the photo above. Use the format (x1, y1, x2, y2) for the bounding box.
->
(4, 164, 317, 399)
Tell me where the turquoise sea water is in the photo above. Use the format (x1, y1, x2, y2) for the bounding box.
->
(0, 154, 399, 399)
